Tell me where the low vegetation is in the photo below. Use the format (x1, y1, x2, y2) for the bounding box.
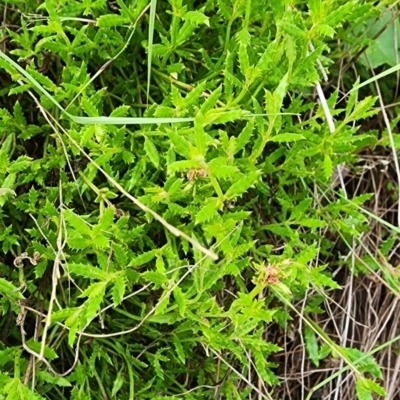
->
(0, 0, 399, 399)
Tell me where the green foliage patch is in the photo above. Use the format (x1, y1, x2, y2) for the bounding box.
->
(0, 0, 397, 399)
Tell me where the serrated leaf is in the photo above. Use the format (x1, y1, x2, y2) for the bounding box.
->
(96, 14, 127, 28)
(168, 130, 191, 159)
(112, 275, 126, 306)
(142, 271, 167, 285)
(362, 378, 386, 397)
(173, 287, 186, 316)
(324, 155, 333, 180)
(26, 340, 58, 361)
(278, 21, 307, 38)
(172, 335, 186, 363)
(196, 198, 220, 224)
(9, 83, 30, 95)
(355, 378, 374, 400)
(144, 136, 160, 168)
(271, 133, 305, 142)
(13, 101, 26, 126)
(37, 371, 71, 387)
(129, 250, 157, 267)
(81, 98, 99, 117)
(309, 268, 341, 290)
(168, 160, 198, 174)
(200, 86, 222, 115)
(208, 158, 239, 179)
(182, 81, 207, 109)
(0, 277, 24, 300)
(238, 44, 250, 76)
(155, 292, 170, 315)
(7, 156, 32, 173)
(298, 218, 326, 229)
(290, 199, 313, 221)
(113, 243, 128, 267)
(111, 370, 125, 397)
(110, 105, 130, 117)
(206, 109, 246, 125)
(304, 326, 319, 366)
(235, 119, 254, 153)
(67, 236, 92, 250)
(343, 348, 382, 379)
(194, 115, 207, 156)
(81, 125, 96, 145)
(225, 171, 260, 200)
(183, 11, 209, 26)
(83, 281, 108, 324)
(324, 2, 356, 27)
(27, 67, 57, 91)
(0, 188, 16, 197)
(68, 263, 110, 280)
(232, 241, 256, 259)
(98, 207, 114, 231)
(63, 210, 92, 236)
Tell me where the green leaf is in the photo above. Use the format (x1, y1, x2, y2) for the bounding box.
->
(278, 21, 307, 38)
(81, 125, 95, 145)
(168, 160, 199, 174)
(194, 115, 208, 156)
(96, 14, 127, 28)
(183, 81, 207, 109)
(304, 326, 319, 366)
(111, 370, 125, 397)
(129, 250, 158, 267)
(271, 133, 305, 142)
(37, 371, 71, 387)
(235, 119, 254, 153)
(290, 199, 313, 221)
(362, 378, 386, 397)
(98, 207, 115, 230)
(200, 85, 222, 114)
(110, 105, 130, 117)
(0, 277, 24, 300)
(144, 136, 160, 168)
(196, 198, 220, 224)
(68, 263, 110, 280)
(173, 287, 186, 316)
(168, 130, 191, 159)
(81, 98, 99, 117)
(323, 155, 333, 180)
(82, 281, 108, 323)
(183, 11, 210, 26)
(113, 243, 128, 267)
(112, 275, 126, 306)
(172, 335, 186, 363)
(63, 210, 92, 236)
(355, 378, 374, 400)
(26, 340, 58, 361)
(142, 271, 167, 285)
(224, 171, 260, 200)
(297, 218, 326, 229)
(324, 2, 356, 27)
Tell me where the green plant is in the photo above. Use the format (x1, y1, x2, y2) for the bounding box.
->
(0, 1, 398, 399)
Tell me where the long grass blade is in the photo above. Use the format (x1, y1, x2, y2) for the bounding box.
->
(349, 62, 400, 93)
(147, 0, 157, 104)
(0, 50, 193, 125)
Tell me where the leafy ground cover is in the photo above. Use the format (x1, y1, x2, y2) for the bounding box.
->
(0, 0, 400, 399)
